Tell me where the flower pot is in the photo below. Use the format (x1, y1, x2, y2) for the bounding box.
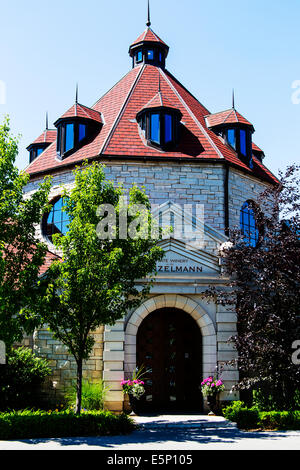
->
(206, 394, 218, 415)
(129, 394, 141, 415)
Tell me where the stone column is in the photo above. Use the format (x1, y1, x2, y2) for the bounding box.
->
(103, 320, 125, 412)
(216, 304, 239, 402)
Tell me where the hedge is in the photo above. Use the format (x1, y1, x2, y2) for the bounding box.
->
(259, 411, 300, 430)
(0, 409, 136, 440)
(223, 401, 300, 430)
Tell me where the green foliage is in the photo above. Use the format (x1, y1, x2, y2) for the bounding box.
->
(0, 347, 51, 410)
(222, 401, 259, 429)
(294, 390, 300, 409)
(252, 389, 278, 412)
(38, 162, 164, 413)
(223, 401, 300, 430)
(0, 409, 135, 440)
(0, 116, 52, 347)
(258, 411, 300, 430)
(253, 389, 300, 412)
(65, 379, 109, 410)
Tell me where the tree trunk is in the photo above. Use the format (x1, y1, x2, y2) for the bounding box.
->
(75, 357, 83, 415)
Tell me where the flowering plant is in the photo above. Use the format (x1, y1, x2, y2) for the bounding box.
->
(201, 376, 225, 397)
(121, 379, 145, 400)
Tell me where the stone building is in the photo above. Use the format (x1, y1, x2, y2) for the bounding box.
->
(23, 17, 279, 413)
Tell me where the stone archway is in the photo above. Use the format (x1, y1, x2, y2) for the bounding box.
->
(124, 295, 217, 392)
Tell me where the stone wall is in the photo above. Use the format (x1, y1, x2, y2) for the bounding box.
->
(228, 168, 270, 229)
(25, 161, 271, 245)
(25, 161, 227, 239)
(32, 325, 104, 405)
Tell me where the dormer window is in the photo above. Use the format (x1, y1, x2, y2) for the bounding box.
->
(137, 87, 182, 150)
(206, 108, 255, 169)
(56, 121, 90, 157)
(165, 114, 173, 143)
(225, 127, 253, 168)
(65, 123, 74, 152)
(54, 103, 102, 159)
(136, 50, 143, 63)
(227, 129, 236, 150)
(28, 146, 47, 163)
(150, 113, 160, 144)
(137, 108, 182, 150)
(147, 50, 154, 60)
(79, 123, 86, 141)
(27, 128, 57, 164)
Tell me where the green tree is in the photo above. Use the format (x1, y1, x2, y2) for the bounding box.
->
(215, 165, 300, 410)
(39, 162, 164, 414)
(0, 117, 51, 349)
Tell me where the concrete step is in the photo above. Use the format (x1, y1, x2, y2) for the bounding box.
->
(133, 414, 237, 430)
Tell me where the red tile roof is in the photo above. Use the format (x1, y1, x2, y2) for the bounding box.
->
(252, 142, 264, 153)
(131, 28, 168, 47)
(138, 90, 180, 114)
(205, 109, 254, 129)
(25, 63, 279, 185)
(55, 103, 102, 124)
(28, 129, 57, 148)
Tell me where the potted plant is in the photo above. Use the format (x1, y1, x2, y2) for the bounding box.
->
(121, 366, 148, 415)
(201, 376, 225, 415)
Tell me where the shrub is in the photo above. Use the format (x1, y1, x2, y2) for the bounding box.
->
(0, 347, 51, 410)
(223, 401, 259, 429)
(253, 389, 277, 412)
(258, 411, 300, 430)
(65, 379, 109, 410)
(223, 401, 300, 430)
(293, 390, 300, 409)
(253, 388, 300, 411)
(0, 409, 136, 440)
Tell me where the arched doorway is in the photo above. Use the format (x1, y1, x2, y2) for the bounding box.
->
(136, 308, 203, 413)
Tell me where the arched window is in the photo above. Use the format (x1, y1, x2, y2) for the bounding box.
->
(240, 201, 260, 247)
(42, 196, 70, 243)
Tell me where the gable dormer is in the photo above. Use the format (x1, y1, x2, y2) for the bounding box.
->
(54, 102, 102, 160)
(27, 128, 57, 164)
(136, 86, 182, 150)
(205, 108, 255, 169)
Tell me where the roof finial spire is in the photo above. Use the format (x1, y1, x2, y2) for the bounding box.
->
(232, 89, 235, 109)
(75, 83, 78, 117)
(75, 83, 79, 104)
(146, 0, 151, 27)
(45, 111, 49, 130)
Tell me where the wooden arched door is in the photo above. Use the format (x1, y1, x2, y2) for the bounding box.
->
(136, 308, 203, 413)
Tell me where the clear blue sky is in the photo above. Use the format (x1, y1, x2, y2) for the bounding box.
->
(0, 0, 299, 177)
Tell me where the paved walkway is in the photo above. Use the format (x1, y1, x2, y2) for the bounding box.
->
(0, 414, 299, 450)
